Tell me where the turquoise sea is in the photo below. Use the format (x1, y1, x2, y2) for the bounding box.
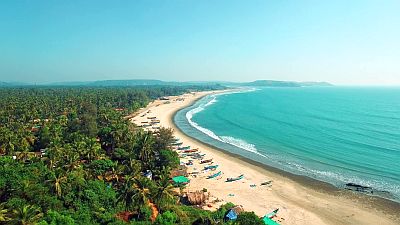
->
(174, 87, 400, 201)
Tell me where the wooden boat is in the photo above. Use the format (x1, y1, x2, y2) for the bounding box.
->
(171, 142, 183, 146)
(147, 116, 156, 119)
(261, 181, 272, 186)
(204, 165, 218, 170)
(265, 208, 279, 219)
(200, 159, 213, 164)
(226, 174, 244, 182)
(183, 149, 198, 153)
(178, 146, 190, 150)
(207, 171, 222, 179)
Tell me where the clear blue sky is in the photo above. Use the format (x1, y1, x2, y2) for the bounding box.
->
(1, 0, 399, 85)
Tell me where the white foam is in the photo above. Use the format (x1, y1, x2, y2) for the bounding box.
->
(204, 96, 217, 107)
(220, 136, 257, 153)
(284, 161, 400, 198)
(185, 96, 222, 142)
(185, 89, 266, 156)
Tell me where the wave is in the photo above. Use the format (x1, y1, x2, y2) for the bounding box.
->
(284, 161, 400, 199)
(220, 136, 259, 154)
(185, 88, 265, 156)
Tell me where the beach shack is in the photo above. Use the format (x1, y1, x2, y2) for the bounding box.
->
(225, 205, 244, 221)
(144, 170, 152, 180)
(187, 190, 209, 205)
(170, 165, 188, 177)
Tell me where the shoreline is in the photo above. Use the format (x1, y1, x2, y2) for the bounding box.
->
(172, 93, 400, 205)
(132, 90, 400, 225)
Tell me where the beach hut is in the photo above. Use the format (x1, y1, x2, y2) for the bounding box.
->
(187, 191, 209, 205)
(144, 170, 152, 180)
(170, 165, 188, 177)
(225, 205, 244, 221)
(172, 176, 189, 185)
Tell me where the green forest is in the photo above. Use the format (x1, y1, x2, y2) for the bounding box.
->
(0, 86, 264, 225)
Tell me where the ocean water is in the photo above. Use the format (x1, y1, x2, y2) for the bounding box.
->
(174, 87, 400, 201)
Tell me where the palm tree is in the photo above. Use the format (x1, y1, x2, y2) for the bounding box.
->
(117, 176, 154, 212)
(84, 137, 102, 161)
(0, 127, 16, 155)
(152, 174, 176, 209)
(10, 204, 43, 225)
(134, 131, 155, 167)
(117, 176, 138, 211)
(0, 203, 10, 223)
(46, 169, 67, 197)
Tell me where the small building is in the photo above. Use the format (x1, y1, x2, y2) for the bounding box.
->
(144, 170, 152, 180)
(225, 205, 244, 221)
(187, 190, 209, 205)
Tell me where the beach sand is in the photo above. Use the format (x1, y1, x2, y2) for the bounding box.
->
(131, 90, 400, 225)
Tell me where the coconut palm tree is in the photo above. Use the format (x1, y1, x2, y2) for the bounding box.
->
(10, 204, 43, 225)
(46, 169, 67, 197)
(152, 174, 176, 209)
(84, 137, 102, 162)
(117, 175, 154, 212)
(0, 203, 10, 222)
(134, 131, 155, 167)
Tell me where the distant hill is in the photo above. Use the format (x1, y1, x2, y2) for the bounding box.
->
(241, 80, 333, 87)
(48, 79, 225, 87)
(0, 81, 29, 87)
(0, 79, 333, 87)
(299, 81, 333, 87)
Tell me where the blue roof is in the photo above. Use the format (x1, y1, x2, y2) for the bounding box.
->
(225, 209, 238, 220)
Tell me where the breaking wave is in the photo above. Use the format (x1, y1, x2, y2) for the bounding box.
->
(185, 88, 265, 156)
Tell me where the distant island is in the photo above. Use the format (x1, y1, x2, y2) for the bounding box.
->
(0, 79, 333, 87)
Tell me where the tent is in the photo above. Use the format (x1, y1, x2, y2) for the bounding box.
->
(263, 216, 280, 225)
(172, 176, 189, 184)
(225, 209, 238, 220)
(225, 205, 244, 220)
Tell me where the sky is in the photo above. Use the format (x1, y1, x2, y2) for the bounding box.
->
(0, 0, 399, 85)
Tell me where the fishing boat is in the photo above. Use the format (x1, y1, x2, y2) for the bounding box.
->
(204, 165, 219, 170)
(261, 181, 273, 186)
(171, 142, 183, 146)
(207, 171, 222, 179)
(200, 159, 213, 164)
(183, 149, 198, 153)
(264, 208, 279, 219)
(178, 146, 191, 150)
(226, 174, 244, 182)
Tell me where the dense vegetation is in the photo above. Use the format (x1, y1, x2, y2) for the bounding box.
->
(0, 86, 263, 225)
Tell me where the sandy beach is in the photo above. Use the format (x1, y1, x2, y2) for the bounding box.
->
(131, 90, 400, 225)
